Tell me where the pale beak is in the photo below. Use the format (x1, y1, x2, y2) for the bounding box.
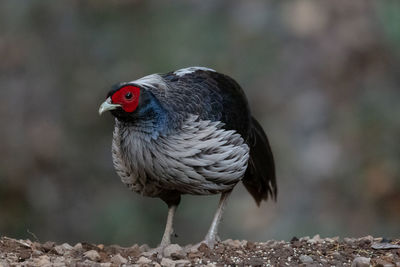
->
(99, 97, 121, 115)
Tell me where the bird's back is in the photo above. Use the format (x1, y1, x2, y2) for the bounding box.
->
(136, 68, 252, 140)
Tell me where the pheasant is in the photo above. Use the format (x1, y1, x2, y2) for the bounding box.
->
(99, 67, 276, 250)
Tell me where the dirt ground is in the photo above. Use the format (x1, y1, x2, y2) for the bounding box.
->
(0, 236, 399, 266)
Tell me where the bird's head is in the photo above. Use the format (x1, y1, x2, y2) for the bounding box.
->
(99, 83, 167, 126)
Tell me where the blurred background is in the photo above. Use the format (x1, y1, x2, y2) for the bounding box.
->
(1, 0, 399, 247)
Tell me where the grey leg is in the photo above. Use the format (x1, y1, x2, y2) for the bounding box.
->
(159, 205, 177, 248)
(203, 191, 231, 248)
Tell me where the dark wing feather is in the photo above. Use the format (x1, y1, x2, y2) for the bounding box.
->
(160, 70, 252, 139)
(243, 117, 277, 205)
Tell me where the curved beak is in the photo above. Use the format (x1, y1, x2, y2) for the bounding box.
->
(99, 97, 121, 115)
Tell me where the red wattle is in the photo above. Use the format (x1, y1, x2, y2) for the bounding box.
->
(111, 85, 140, 113)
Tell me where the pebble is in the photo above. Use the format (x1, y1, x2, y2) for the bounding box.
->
(300, 236, 310, 242)
(126, 244, 141, 257)
(100, 263, 111, 267)
(53, 257, 67, 267)
(375, 259, 395, 267)
(344, 238, 355, 245)
(372, 243, 400, 250)
(360, 235, 374, 242)
(74, 243, 83, 250)
(83, 250, 101, 262)
(351, 257, 370, 267)
(141, 250, 157, 257)
(175, 259, 191, 265)
(332, 251, 341, 259)
(299, 255, 313, 264)
(111, 253, 128, 265)
(139, 244, 150, 252)
(42, 241, 56, 252)
(163, 244, 183, 258)
(136, 256, 151, 264)
(35, 255, 51, 267)
(77, 259, 99, 267)
(160, 257, 175, 267)
(54, 243, 73, 255)
(307, 234, 322, 244)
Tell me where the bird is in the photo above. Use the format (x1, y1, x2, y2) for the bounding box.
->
(99, 66, 276, 251)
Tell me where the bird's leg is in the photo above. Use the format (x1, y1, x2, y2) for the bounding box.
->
(202, 191, 231, 248)
(159, 204, 177, 248)
(145, 204, 177, 258)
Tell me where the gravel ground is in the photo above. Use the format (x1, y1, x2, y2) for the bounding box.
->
(1, 235, 399, 266)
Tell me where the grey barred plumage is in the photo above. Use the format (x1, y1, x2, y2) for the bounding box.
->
(99, 67, 276, 252)
(112, 115, 249, 197)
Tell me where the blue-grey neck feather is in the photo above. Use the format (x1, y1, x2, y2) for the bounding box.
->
(118, 89, 170, 140)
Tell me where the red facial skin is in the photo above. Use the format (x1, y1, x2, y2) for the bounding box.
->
(111, 85, 140, 113)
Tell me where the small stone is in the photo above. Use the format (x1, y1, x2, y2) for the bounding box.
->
(136, 256, 151, 264)
(375, 259, 395, 267)
(240, 240, 248, 247)
(100, 263, 111, 267)
(32, 250, 44, 256)
(222, 239, 233, 244)
(35, 255, 51, 267)
(97, 244, 104, 250)
(18, 250, 31, 260)
(175, 259, 191, 265)
(307, 234, 322, 244)
(187, 251, 202, 259)
(111, 253, 128, 265)
(332, 251, 341, 259)
(372, 243, 400, 250)
(160, 258, 175, 267)
(344, 238, 355, 245)
(360, 235, 374, 242)
(54, 243, 73, 255)
(139, 244, 150, 252)
(74, 243, 83, 250)
(77, 259, 99, 267)
(53, 257, 67, 266)
(351, 257, 370, 267)
(141, 250, 157, 257)
(299, 255, 313, 264)
(42, 241, 56, 252)
(231, 240, 242, 248)
(126, 244, 141, 257)
(300, 236, 310, 242)
(83, 250, 101, 262)
(163, 244, 183, 258)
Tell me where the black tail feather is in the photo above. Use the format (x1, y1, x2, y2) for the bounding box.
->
(242, 117, 277, 205)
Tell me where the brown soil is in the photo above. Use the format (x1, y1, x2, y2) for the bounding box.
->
(0, 236, 399, 266)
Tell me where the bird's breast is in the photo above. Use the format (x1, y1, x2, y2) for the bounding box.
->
(111, 115, 250, 196)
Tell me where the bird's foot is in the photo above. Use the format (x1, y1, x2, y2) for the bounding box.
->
(141, 244, 166, 258)
(193, 235, 220, 250)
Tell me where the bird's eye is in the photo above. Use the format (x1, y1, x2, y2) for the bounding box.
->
(125, 92, 133, 99)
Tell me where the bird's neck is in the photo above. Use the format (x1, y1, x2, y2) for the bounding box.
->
(116, 94, 169, 139)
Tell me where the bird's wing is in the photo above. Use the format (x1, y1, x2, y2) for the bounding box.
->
(131, 68, 252, 140)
